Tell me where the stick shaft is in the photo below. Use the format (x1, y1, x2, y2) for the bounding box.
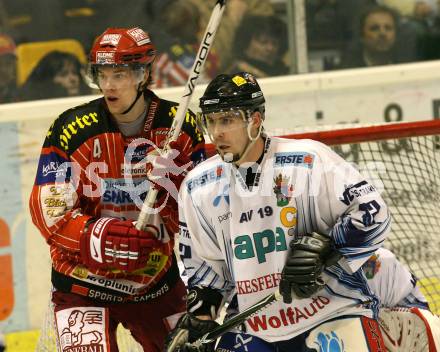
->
(136, 0, 227, 230)
(199, 291, 281, 344)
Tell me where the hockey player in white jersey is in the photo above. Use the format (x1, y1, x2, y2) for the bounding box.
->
(211, 247, 440, 351)
(165, 71, 394, 351)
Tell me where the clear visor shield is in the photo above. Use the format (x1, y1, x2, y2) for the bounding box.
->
(198, 110, 249, 141)
(85, 64, 146, 89)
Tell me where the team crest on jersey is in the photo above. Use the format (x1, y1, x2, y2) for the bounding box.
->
(363, 253, 381, 279)
(273, 174, 294, 206)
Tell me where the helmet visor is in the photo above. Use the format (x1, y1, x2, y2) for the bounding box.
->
(85, 64, 146, 89)
(198, 109, 249, 138)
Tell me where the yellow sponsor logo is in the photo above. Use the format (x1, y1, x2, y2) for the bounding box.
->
(44, 197, 67, 207)
(134, 250, 168, 277)
(280, 207, 297, 228)
(59, 112, 99, 151)
(72, 266, 89, 279)
(232, 75, 247, 86)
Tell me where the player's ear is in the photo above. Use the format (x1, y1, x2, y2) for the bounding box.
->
(250, 111, 263, 128)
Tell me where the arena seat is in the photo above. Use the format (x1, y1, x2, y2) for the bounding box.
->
(16, 38, 87, 86)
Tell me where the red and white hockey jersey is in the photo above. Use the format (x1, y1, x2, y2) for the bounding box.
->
(29, 89, 205, 299)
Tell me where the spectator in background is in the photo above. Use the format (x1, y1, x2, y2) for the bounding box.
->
(378, 0, 440, 60)
(152, 0, 219, 88)
(189, 0, 275, 72)
(225, 15, 288, 78)
(18, 50, 91, 101)
(339, 5, 414, 68)
(0, 33, 18, 103)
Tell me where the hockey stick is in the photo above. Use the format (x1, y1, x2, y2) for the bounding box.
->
(136, 0, 227, 230)
(192, 290, 282, 347)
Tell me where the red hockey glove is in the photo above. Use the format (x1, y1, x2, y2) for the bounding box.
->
(80, 217, 162, 272)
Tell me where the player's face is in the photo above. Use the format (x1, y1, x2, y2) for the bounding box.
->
(97, 66, 144, 115)
(362, 12, 396, 53)
(204, 110, 250, 162)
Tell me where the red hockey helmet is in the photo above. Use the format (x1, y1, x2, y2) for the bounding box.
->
(89, 27, 156, 66)
(87, 27, 156, 88)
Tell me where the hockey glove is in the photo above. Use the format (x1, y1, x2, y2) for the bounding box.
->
(187, 286, 224, 318)
(280, 232, 338, 302)
(164, 313, 219, 352)
(80, 217, 162, 272)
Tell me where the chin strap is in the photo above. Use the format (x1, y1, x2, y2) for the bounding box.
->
(121, 84, 143, 115)
(231, 122, 263, 165)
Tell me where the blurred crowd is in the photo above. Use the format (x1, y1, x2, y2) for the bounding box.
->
(0, 0, 440, 104)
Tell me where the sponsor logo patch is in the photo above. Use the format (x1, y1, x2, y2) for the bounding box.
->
(58, 112, 99, 151)
(99, 34, 121, 46)
(232, 75, 247, 86)
(56, 307, 108, 352)
(127, 27, 151, 46)
(274, 152, 314, 168)
(102, 178, 149, 206)
(247, 296, 331, 332)
(37, 154, 70, 185)
(340, 181, 376, 205)
(96, 51, 115, 64)
(187, 165, 225, 193)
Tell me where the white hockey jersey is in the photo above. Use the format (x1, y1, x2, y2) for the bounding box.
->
(363, 247, 428, 309)
(178, 137, 391, 342)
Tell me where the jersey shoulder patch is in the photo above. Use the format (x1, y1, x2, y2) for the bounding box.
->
(185, 156, 225, 194)
(46, 98, 114, 154)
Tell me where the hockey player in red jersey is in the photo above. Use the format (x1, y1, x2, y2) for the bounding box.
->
(29, 27, 205, 352)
